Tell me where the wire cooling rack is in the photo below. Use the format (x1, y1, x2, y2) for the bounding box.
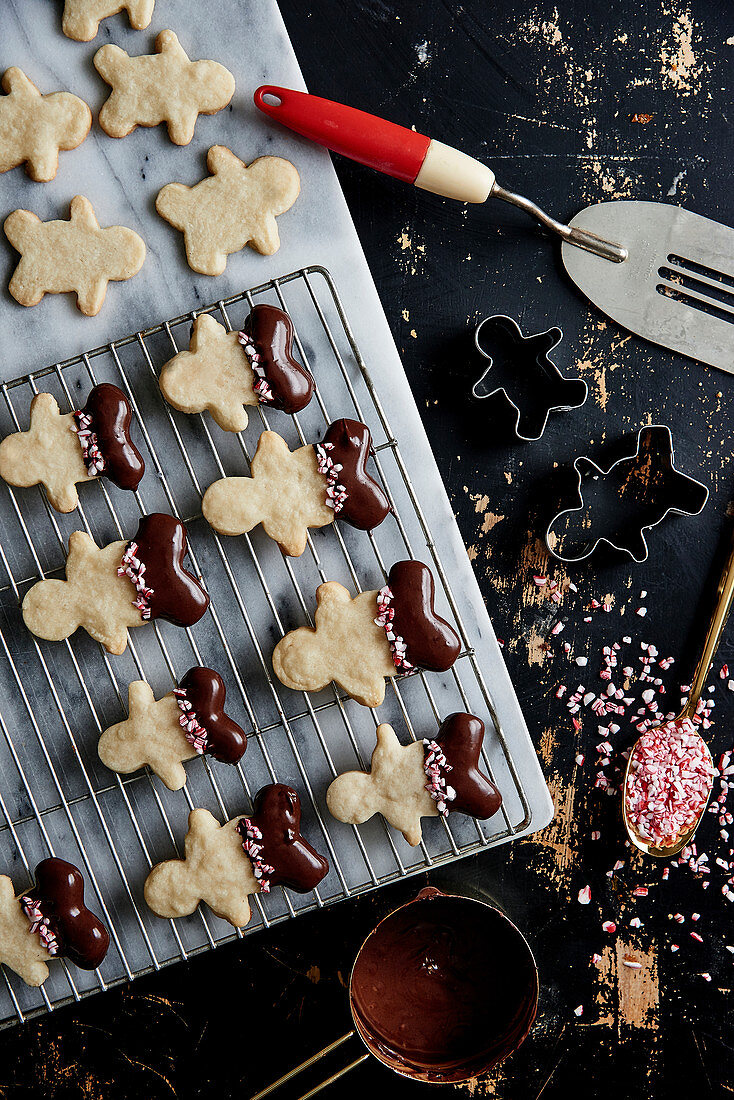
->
(0, 266, 536, 1026)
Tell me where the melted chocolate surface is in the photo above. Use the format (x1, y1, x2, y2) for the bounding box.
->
(132, 514, 209, 626)
(243, 305, 313, 413)
(27, 858, 109, 971)
(243, 784, 328, 893)
(81, 383, 144, 491)
(434, 713, 502, 820)
(388, 561, 461, 672)
(350, 888, 537, 1082)
(179, 666, 247, 764)
(321, 419, 390, 530)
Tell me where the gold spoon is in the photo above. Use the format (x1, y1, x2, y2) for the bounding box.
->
(623, 528, 734, 857)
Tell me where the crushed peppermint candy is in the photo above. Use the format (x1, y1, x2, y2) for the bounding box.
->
(374, 586, 413, 673)
(315, 441, 348, 513)
(238, 331, 274, 404)
(71, 411, 106, 477)
(117, 541, 153, 619)
(625, 718, 714, 849)
(236, 818, 275, 893)
(172, 686, 209, 755)
(578, 885, 591, 904)
(422, 739, 456, 815)
(20, 896, 59, 955)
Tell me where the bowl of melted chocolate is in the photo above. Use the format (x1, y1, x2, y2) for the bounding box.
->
(349, 886, 538, 1084)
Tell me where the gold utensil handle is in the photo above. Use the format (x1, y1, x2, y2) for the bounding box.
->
(249, 1031, 368, 1100)
(684, 524, 734, 717)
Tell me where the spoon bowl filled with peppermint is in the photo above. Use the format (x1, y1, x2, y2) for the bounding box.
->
(623, 529, 734, 857)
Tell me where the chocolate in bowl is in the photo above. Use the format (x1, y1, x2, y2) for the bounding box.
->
(349, 887, 538, 1084)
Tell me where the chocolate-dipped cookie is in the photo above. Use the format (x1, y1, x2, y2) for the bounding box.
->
(202, 417, 390, 556)
(98, 666, 247, 791)
(23, 513, 209, 654)
(0, 856, 109, 986)
(273, 560, 461, 706)
(327, 714, 502, 845)
(0, 384, 144, 513)
(143, 784, 329, 927)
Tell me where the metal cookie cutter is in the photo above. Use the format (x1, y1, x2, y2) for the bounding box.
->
(546, 424, 709, 563)
(471, 315, 588, 441)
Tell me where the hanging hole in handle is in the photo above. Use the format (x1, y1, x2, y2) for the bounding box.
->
(254, 86, 284, 110)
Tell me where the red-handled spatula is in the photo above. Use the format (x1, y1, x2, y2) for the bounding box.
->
(255, 86, 734, 372)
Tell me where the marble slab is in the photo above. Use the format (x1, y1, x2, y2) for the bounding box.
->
(0, 0, 552, 1016)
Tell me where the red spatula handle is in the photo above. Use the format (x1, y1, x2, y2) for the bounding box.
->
(254, 85, 495, 203)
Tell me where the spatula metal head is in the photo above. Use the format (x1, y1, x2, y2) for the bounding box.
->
(561, 200, 734, 371)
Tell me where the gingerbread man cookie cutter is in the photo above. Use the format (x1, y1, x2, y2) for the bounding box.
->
(471, 315, 587, 441)
(546, 425, 709, 563)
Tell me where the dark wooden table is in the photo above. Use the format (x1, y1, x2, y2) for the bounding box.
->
(3, 2, 733, 1097)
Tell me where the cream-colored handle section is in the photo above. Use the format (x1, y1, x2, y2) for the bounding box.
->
(414, 139, 496, 203)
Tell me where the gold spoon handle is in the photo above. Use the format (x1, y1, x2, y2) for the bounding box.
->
(683, 525, 734, 718)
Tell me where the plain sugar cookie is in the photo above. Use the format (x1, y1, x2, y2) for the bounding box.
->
(0, 68, 91, 181)
(4, 196, 146, 316)
(156, 146, 300, 275)
(95, 30, 235, 145)
(62, 0, 155, 41)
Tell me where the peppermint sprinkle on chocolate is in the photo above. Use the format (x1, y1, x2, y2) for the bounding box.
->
(374, 585, 414, 673)
(172, 686, 208, 755)
(117, 541, 154, 620)
(72, 411, 106, 477)
(20, 895, 59, 956)
(236, 817, 275, 893)
(238, 331, 274, 405)
(315, 441, 348, 513)
(422, 738, 456, 815)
